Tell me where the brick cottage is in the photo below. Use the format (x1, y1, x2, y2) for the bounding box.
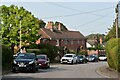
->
(36, 21, 87, 52)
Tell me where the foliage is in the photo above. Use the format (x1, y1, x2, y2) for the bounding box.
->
(27, 44, 38, 49)
(68, 50, 76, 54)
(78, 50, 88, 56)
(105, 38, 120, 72)
(86, 33, 105, 42)
(0, 5, 46, 50)
(105, 22, 120, 41)
(2, 45, 13, 70)
(27, 43, 59, 62)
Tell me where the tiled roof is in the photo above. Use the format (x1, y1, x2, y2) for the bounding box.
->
(38, 28, 86, 40)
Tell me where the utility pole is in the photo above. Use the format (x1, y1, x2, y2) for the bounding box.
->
(116, 3, 119, 38)
(20, 20, 22, 51)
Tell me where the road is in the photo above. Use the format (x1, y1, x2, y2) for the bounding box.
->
(2, 62, 108, 79)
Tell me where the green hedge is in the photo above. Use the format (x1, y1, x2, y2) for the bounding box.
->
(2, 45, 13, 70)
(27, 43, 59, 62)
(105, 38, 120, 72)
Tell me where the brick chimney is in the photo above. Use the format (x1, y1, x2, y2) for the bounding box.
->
(58, 22, 61, 31)
(46, 21, 54, 31)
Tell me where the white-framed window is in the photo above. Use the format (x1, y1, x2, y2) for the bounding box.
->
(56, 39, 59, 46)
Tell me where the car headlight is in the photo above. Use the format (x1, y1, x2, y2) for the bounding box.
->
(80, 59, 83, 60)
(68, 59, 72, 61)
(29, 61, 34, 64)
(92, 58, 95, 60)
(13, 60, 17, 64)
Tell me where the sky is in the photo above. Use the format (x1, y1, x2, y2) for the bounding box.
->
(0, 0, 119, 36)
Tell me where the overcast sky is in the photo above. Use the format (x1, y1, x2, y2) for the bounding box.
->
(1, 0, 119, 36)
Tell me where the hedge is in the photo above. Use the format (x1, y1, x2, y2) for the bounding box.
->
(2, 45, 13, 70)
(105, 38, 120, 72)
(27, 43, 59, 62)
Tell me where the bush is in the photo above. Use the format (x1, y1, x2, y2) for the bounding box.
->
(2, 45, 13, 70)
(78, 50, 88, 56)
(27, 43, 59, 62)
(105, 38, 120, 72)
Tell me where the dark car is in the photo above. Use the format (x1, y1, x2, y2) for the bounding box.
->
(77, 55, 87, 63)
(36, 54, 50, 69)
(86, 54, 98, 62)
(12, 53, 39, 72)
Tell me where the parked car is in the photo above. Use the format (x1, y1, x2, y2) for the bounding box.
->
(36, 54, 50, 69)
(12, 53, 39, 73)
(77, 55, 87, 63)
(86, 54, 98, 62)
(13, 52, 21, 59)
(98, 54, 107, 61)
(60, 54, 77, 64)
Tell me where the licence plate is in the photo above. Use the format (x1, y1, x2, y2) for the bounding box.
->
(19, 65, 26, 67)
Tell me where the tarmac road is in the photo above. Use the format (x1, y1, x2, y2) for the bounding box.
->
(2, 62, 111, 80)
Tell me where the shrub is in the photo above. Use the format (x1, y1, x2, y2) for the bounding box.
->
(27, 43, 59, 62)
(2, 45, 13, 70)
(68, 50, 76, 54)
(105, 38, 120, 72)
(78, 50, 88, 56)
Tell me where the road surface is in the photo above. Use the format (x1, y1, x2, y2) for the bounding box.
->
(2, 62, 109, 79)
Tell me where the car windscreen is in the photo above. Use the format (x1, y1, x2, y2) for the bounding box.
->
(88, 55, 95, 58)
(99, 55, 106, 57)
(64, 55, 73, 57)
(78, 56, 83, 58)
(37, 55, 46, 60)
(16, 53, 35, 59)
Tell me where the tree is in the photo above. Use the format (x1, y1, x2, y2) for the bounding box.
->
(0, 5, 46, 52)
(105, 22, 120, 41)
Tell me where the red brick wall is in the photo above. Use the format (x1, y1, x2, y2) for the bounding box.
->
(40, 39, 86, 51)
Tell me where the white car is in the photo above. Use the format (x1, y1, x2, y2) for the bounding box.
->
(60, 54, 78, 64)
(98, 54, 107, 61)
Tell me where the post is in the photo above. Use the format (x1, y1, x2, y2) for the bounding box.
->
(116, 4, 119, 38)
(20, 20, 22, 51)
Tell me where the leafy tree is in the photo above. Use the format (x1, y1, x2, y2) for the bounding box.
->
(105, 22, 120, 41)
(0, 5, 46, 52)
(86, 34, 105, 41)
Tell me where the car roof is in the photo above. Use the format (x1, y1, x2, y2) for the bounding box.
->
(20, 53, 35, 55)
(65, 54, 76, 55)
(37, 54, 47, 56)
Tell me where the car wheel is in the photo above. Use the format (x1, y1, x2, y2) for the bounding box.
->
(11, 68, 16, 73)
(12, 67, 18, 73)
(71, 60, 73, 64)
(75, 60, 78, 64)
(84, 60, 87, 63)
(47, 63, 50, 68)
(32, 67, 36, 73)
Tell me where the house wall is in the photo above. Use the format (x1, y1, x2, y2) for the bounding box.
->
(40, 39, 86, 51)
